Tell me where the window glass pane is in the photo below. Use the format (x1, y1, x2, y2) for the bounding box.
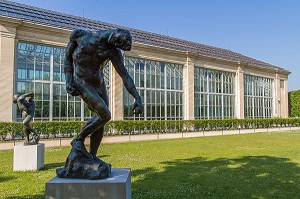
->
(43, 101, 50, 118)
(123, 56, 183, 120)
(244, 74, 273, 118)
(16, 42, 94, 121)
(16, 42, 111, 120)
(194, 66, 235, 119)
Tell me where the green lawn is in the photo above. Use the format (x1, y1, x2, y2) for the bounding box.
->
(1, 131, 300, 198)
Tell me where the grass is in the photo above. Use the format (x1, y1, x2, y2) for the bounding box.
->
(1, 131, 300, 198)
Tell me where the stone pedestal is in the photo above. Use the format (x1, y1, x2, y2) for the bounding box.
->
(13, 143, 45, 171)
(46, 168, 131, 199)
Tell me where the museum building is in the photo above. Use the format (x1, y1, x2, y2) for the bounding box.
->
(0, 0, 290, 122)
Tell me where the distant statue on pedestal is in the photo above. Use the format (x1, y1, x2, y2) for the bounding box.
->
(13, 92, 39, 145)
(56, 28, 143, 179)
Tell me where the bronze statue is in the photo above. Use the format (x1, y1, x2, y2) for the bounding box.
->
(57, 28, 143, 179)
(13, 92, 39, 145)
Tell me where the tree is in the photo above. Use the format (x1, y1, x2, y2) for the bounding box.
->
(288, 90, 300, 117)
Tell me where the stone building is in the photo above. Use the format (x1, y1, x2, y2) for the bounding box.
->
(0, 0, 290, 122)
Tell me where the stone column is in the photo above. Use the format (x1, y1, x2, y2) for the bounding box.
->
(183, 56, 194, 120)
(110, 63, 124, 120)
(282, 78, 289, 118)
(235, 65, 244, 119)
(0, 24, 17, 122)
(274, 73, 289, 118)
(274, 73, 280, 117)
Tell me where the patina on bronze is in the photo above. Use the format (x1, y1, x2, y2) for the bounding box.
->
(56, 28, 143, 179)
(13, 92, 39, 145)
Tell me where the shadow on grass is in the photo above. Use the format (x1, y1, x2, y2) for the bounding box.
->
(132, 156, 300, 199)
(96, 154, 110, 159)
(43, 162, 65, 171)
(0, 175, 15, 183)
(5, 194, 44, 199)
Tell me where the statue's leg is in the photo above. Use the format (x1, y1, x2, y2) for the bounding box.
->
(76, 93, 110, 140)
(23, 115, 39, 143)
(23, 115, 32, 145)
(89, 83, 109, 159)
(23, 128, 30, 145)
(72, 80, 111, 154)
(90, 126, 104, 159)
(69, 116, 98, 157)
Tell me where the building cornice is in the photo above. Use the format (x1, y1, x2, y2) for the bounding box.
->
(0, 15, 22, 27)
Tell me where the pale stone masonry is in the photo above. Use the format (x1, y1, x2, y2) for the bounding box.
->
(235, 66, 244, 118)
(111, 64, 124, 120)
(183, 57, 195, 120)
(0, 20, 18, 122)
(46, 168, 131, 199)
(13, 143, 44, 171)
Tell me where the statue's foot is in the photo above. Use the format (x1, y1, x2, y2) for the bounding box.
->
(71, 139, 92, 159)
(92, 154, 102, 162)
(56, 151, 111, 179)
(23, 138, 30, 146)
(92, 154, 98, 161)
(31, 134, 39, 144)
(23, 141, 30, 146)
(91, 154, 112, 173)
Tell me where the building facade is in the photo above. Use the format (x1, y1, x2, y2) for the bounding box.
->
(0, 0, 290, 122)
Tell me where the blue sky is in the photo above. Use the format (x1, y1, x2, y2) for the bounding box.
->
(12, 0, 300, 91)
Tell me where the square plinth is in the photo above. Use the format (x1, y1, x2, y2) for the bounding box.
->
(13, 143, 44, 171)
(45, 168, 131, 199)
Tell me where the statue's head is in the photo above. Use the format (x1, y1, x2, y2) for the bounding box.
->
(109, 29, 132, 51)
(13, 94, 19, 104)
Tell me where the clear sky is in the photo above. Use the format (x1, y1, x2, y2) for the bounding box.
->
(12, 0, 300, 91)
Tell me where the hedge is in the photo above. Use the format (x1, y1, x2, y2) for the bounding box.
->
(1, 118, 300, 140)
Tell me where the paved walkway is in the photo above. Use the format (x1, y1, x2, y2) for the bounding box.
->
(1, 126, 299, 150)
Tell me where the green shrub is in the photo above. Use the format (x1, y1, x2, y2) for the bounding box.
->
(289, 90, 300, 117)
(1, 118, 300, 140)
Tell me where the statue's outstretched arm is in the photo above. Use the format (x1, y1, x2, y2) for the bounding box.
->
(111, 49, 143, 114)
(18, 92, 34, 101)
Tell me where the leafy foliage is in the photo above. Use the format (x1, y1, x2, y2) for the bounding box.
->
(288, 90, 300, 117)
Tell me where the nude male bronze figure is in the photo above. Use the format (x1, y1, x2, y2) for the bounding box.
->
(13, 92, 39, 145)
(57, 28, 142, 179)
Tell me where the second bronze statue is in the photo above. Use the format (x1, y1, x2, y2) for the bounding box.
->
(56, 28, 143, 179)
(13, 92, 39, 145)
